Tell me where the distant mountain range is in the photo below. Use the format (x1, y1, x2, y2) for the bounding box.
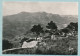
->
(3, 12, 78, 29)
(3, 11, 78, 40)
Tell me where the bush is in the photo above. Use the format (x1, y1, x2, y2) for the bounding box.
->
(2, 39, 13, 50)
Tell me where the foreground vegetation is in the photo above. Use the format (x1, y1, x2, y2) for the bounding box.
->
(3, 35, 77, 55)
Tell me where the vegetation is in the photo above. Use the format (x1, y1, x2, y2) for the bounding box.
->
(2, 40, 13, 50)
(67, 22, 78, 31)
(31, 24, 43, 40)
(61, 28, 69, 37)
(46, 21, 57, 35)
(3, 37, 77, 55)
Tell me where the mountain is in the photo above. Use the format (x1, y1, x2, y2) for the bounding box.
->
(3, 12, 78, 29)
(3, 12, 78, 39)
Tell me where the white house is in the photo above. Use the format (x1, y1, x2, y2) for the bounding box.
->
(37, 36, 42, 42)
(51, 35, 56, 40)
(22, 39, 38, 48)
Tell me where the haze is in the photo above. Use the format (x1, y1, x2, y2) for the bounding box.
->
(3, 2, 78, 16)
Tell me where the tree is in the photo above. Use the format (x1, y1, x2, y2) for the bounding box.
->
(46, 21, 57, 35)
(2, 40, 13, 50)
(66, 22, 78, 36)
(67, 22, 78, 31)
(61, 28, 69, 37)
(31, 24, 43, 40)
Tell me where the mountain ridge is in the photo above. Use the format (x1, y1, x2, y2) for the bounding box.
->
(3, 12, 78, 29)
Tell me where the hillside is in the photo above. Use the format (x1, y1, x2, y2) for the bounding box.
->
(3, 12, 78, 28)
(3, 12, 78, 40)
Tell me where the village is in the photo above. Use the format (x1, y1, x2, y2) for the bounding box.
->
(21, 30, 77, 49)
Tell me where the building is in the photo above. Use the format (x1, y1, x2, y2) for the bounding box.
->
(22, 39, 38, 48)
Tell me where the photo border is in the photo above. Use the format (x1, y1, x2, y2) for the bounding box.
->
(0, 0, 79, 56)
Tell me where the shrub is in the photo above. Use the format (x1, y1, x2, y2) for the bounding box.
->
(2, 39, 13, 50)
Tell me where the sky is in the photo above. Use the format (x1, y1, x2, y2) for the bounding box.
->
(3, 2, 78, 16)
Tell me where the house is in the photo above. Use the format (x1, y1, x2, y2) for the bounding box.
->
(22, 39, 38, 48)
(37, 36, 42, 42)
(43, 36, 51, 40)
(51, 35, 56, 40)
